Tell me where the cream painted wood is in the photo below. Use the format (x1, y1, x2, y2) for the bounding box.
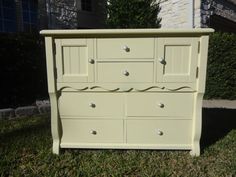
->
(127, 93, 193, 117)
(60, 143, 192, 149)
(61, 119, 124, 144)
(97, 62, 154, 83)
(55, 38, 94, 83)
(126, 119, 192, 145)
(41, 29, 214, 156)
(157, 37, 199, 83)
(59, 92, 124, 117)
(44, 37, 60, 155)
(97, 38, 154, 59)
(191, 35, 210, 156)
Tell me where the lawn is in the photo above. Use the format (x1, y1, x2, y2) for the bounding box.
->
(0, 110, 235, 177)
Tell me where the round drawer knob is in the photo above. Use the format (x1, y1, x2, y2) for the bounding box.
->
(89, 103, 96, 108)
(157, 129, 163, 136)
(88, 59, 95, 64)
(158, 103, 164, 108)
(123, 45, 130, 52)
(90, 130, 97, 135)
(158, 57, 166, 65)
(123, 70, 129, 76)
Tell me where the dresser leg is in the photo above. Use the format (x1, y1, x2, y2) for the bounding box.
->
(191, 92, 203, 157)
(52, 140, 60, 155)
(190, 142, 200, 156)
(49, 92, 61, 155)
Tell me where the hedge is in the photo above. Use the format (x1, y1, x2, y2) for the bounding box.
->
(205, 32, 236, 100)
(0, 33, 48, 108)
(106, 0, 161, 28)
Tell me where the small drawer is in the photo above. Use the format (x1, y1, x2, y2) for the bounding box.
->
(127, 93, 193, 117)
(59, 92, 124, 117)
(97, 62, 153, 83)
(97, 38, 154, 59)
(61, 119, 124, 144)
(126, 119, 192, 145)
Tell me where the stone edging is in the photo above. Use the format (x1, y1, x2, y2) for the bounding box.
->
(0, 100, 51, 120)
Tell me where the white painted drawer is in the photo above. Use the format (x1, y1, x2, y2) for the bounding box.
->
(97, 38, 154, 59)
(126, 119, 192, 145)
(59, 92, 124, 117)
(127, 93, 193, 117)
(61, 119, 124, 144)
(97, 62, 154, 83)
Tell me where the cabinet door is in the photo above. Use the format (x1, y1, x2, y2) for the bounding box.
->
(156, 38, 198, 83)
(55, 38, 94, 82)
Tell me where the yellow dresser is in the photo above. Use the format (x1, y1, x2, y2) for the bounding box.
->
(40, 29, 214, 156)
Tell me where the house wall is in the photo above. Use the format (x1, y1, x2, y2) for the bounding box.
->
(158, 0, 236, 30)
(158, 0, 193, 28)
(47, 0, 105, 29)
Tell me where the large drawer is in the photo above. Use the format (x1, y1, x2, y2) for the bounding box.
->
(59, 92, 124, 117)
(61, 119, 124, 144)
(126, 119, 192, 145)
(97, 62, 154, 83)
(127, 93, 193, 117)
(97, 38, 154, 59)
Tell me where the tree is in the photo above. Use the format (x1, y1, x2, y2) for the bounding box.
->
(106, 0, 161, 28)
(49, 0, 79, 29)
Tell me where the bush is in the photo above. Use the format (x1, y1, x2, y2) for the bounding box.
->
(0, 33, 48, 108)
(205, 32, 236, 99)
(106, 0, 161, 28)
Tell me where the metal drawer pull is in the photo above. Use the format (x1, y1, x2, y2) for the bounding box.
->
(158, 103, 164, 108)
(123, 70, 129, 76)
(158, 57, 166, 65)
(157, 129, 164, 136)
(88, 58, 95, 64)
(90, 130, 97, 135)
(89, 103, 96, 108)
(123, 45, 130, 52)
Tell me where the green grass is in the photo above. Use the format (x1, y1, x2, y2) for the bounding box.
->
(0, 115, 235, 177)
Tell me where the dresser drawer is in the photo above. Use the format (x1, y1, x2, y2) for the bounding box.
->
(126, 119, 192, 145)
(59, 92, 124, 117)
(97, 38, 154, 59)
(61, 119, 124, 144)
(97, 62, 154, 83)
(127, 93, 193, 117)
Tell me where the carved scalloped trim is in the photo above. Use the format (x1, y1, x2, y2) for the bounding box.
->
(90, 86, 120, 92)
(59, 86, 89, 92)
(135, 86, 193, 92)
(59, 86, 193, 92)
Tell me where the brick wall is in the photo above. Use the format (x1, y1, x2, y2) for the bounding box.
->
(158, 0, 203, 28)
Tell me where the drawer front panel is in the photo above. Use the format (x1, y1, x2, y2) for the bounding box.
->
(59, 92, 124, 117)
(127, 119, 192, 145)
(97, 38, 154, 59)
(97, 62, 154, 83)
(61, 119, 124, 143)
(127, 93, 193, 117)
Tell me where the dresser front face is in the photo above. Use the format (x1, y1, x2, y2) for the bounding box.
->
(45, 31, 210, 153)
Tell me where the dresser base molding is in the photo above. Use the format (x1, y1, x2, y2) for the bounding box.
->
(60, 143, 192, 150)
(59, 143, 197, 156)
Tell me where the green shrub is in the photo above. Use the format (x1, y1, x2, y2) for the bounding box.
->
(205, 32, 236, 99)
(0, 33, 48, 108)
(106, 0, 161, 28)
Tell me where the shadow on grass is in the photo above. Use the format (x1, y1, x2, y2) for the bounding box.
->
(0, 117, 50, 143)
(201, 108, 236, 151)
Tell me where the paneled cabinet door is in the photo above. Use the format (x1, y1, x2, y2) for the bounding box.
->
(55, 38, 94, 82)
(156, 38, 199, 83)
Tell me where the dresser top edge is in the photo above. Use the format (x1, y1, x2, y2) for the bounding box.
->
(40, 28, 214, 36)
